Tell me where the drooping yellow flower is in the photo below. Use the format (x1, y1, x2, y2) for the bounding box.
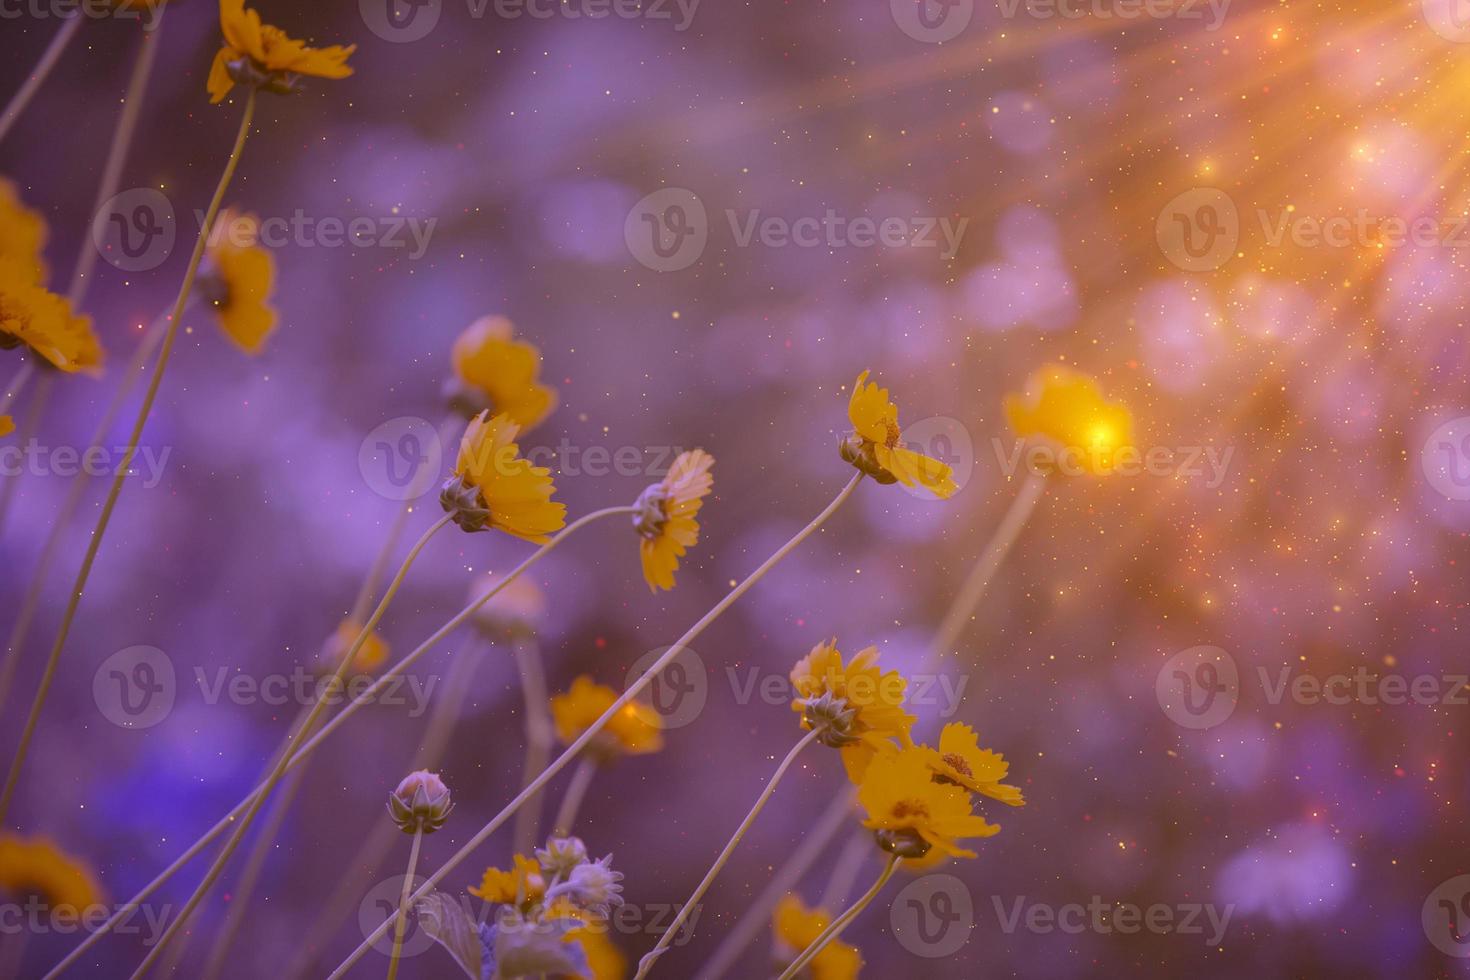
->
(444, 411, 567, 543)
(789, 640, 916, 784)
(0, 834, 103, 913)
(842, 370, 957, 498)
(470, 854, 546, 909)
(0, 258, 102, 375)
(0, 177, 48, 282)
(918, 723, 1025, 807)
(201, 209, 277, 354)
(317, 618, 389, 677)
(0, 416, 12, 438)
(772, 894, 863, 980)
(449, 316, 558, 430)
(551, 675, 663, 760)
(857, 745, 1000, 860)
(633, 449, 714, 593)
(1003, 364, 1135, 475)
(207, 0, 356, 104)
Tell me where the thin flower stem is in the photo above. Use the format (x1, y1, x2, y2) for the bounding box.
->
(551, 757, 597, 837)
(0, 316, 169, 714)
(43, 505, 632, 980)
(0, 91, 258, 830)
(0, 361, 33, 417)
(326, 473, 866, 980)
(697, 470, 1047, 979)
(695, 789, 855, 980)
(128, 512, 453, 978)
(385, 825, 426, 980)
(511, 635, 555, 856)
(775, 854, 901, 980)
(0, 16, 81, 146)
(635, 727, 824, 980)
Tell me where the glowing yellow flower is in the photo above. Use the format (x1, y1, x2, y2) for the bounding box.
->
(470, 854, 546, 909)
(1003, 364, 1135, 475)
(842, 370, 956, 498)
(444, 411, 566, 542)
(0, 258, 102, 375)
(207, 0, 356, 104)
(551, 675, 663, 759)
(0, 416, 12, 438)
(789, 640, 915, 784)
(202, 209, 277, 354)
(0, 835, 103, 913)
(0, 177, 48, 283)
(917, 723, 1024, 807)
(633, 449, 714, 593)
(857, 746, 1000, 860)
(772, 895, 863, 980)
(317, 618, 389, 677)
(449, 316, 558, 430)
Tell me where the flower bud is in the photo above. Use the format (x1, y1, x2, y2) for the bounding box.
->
(631, 483, 670, 540)
(797, 690, 861, 748)
(387, 770, 454, 833)
(534, 836, 589, 878)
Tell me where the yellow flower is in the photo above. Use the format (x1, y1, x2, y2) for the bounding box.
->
(551, 675, 663, 759)
(633, 449, 714, 593)
(857, 746, 1000, 860)
(918, 723, 1024, 807)
(208, 0, 356, 104)
(789, 640, 915, 784)
(318, 618, 389, 676)
(772, 895, 863, 980)
(202, 209, 277, 354)
(0, 258, 102, 375)
(470, 854, 546, 909)
(0, 177, 48, 283)
(444, 411, 567, 542)
(449, 316, 558, 430)
(0, 834, 103, 913)
(566, 921, 628, 980)
(0, 416, 12, 438)
(1003, 364, 1135, 475)
(842, 370, 957, 498)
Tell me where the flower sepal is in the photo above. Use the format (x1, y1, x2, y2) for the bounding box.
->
(875, 828, 931, 860)
(631, 483, 671, 540)
(223, 56, 304, 98)
(838, 433, 898, 485)
(440, 473, 493, 533)
(797, 690, 861, 748)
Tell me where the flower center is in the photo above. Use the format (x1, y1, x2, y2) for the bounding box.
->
(942, 753, 973, 777)
(883, 419, 901, 449)
(892, 799, 930, 821)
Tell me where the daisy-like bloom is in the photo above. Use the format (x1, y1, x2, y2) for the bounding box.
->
(546, 853, 624, 918)
(789, 640, 916, 783)
(0, 177, 48, 282)
(0, 258, 102, 375)
(534, 836, 589, 878)
(316, 618, 389, 677)
(917, 722, 1025, 807)
(551, 675, 663, 762)
(632, 449, 714, 592)
(1003, 364, 1135, 475)
(387, 770, 454, 834)
(470, 854, 546, 911)
(448, 316, 558, 430)
(207, 0, 356, 104)
(441, 411, 567, 542)
(841, 370, 957, 498)
(772, 895, 863, 980)
(0, 834, 103, 913)
(857, 745, 1000, 860)
(199, 208, 277, 354)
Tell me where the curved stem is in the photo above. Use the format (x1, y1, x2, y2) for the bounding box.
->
(511, 635, 554, 856)
(551, 758, 596, 838)
(385, 826, 425, 980)
(0, 361, 33, 417)
(0, 17, 81, 146)
(326, 473, 865, 980)
(43, 505, 631, 980)
(697, 470, 1045, 979)
(775, 854, 900, 980)
(0, 91, 258, 830)
(635, 727, 823, 980)
(128, 512, 452, 977)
